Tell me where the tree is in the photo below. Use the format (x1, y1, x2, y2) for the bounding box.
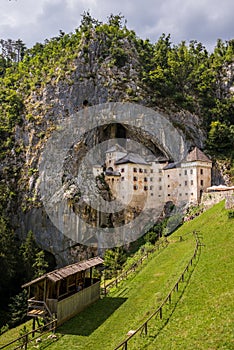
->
(104, 247, 126, 278)
(20, 231, 39, 281)
(8, 290, 28, 327)
(207, 121, 233, 153)
(32, 250, 48, 278)
(148, 33, 173, 97)
(0, 216, 19, 302)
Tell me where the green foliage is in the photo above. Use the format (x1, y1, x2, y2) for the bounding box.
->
(111, 46, 128, 68)
(20, 230, 39, 281)
(0, 15, 233, 335)
(144, 230, 158, 244)
(17, 324, 29, 348)
(0, 324, 9, 335)
(104, 247, 127, 278)
(32, 250, 49, 278)
(8, 290, 28, 327)
(0, 17, 233, 162)
(144, 219, 168, 244)
(0, 216, 17, 286)
(163, 213, 183, 236)
(207, 121, 234, 154)
(31, 202, 233, 350)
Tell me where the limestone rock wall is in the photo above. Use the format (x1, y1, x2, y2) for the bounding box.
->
(8, 31, 211, 266)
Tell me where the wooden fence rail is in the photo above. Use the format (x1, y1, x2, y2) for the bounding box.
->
(114, 231, 202, 350)
(102, 238, 169, 297)
(0, 319, 57, 350)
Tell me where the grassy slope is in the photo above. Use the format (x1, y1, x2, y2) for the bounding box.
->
(134, 200, 234, 350)
(0, 201, 233, 349)
(38, 230, 195, 349)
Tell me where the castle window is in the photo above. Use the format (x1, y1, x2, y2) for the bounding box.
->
(191, 193, 194, 196)
(144, 186, 148, 191)
(144, 177, 148, 182)
(159, 186, 162, 190)
(185, 181, 188, 186)
(139, 168, 143, 173)
(150, 177, 153, 182)
(112, 178, 114, 182)
(151, 193, 154, 196)
(150, 185, 153, 190)
(133, 176, 138, 181)
(190, 169, 193, 174)
(159, 177, 162, 182)
(179, 193, 182, 196)
(185, 193, 188, 195)
(168, 185, 170, 188)
(200, 169, 203, 175)
(184, 170, 187, 175)
(191, 180, 194, 185)
(159, 169, 162, 173)
(151, 169, 153, 173)
(167, 174, 170, 178)
(133, 185, 138, 190)
(144, 169, 147, 173)
(133, 168, 137, 172)
(121, 168, 125, 173)
(121, 177, 124, 181)
(168, 194, 171, 196)
(201, 180, 204, 186)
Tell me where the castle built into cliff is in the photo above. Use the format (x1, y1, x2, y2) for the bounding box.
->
(94, 145, 212, 209)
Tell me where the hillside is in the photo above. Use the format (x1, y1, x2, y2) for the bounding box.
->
(0, 13, 234, 326)
(49, 201, 234, 349)
(0, 200, 229, 349)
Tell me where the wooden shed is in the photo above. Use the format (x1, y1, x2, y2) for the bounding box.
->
(22, 257, 104, 326)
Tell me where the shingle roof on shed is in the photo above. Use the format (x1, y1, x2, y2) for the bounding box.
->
(22, 257, 104, 287)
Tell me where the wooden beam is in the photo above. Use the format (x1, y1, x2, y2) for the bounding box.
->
(43, 279, 46, 302)
(90, 267, 93, 285)
(57, 281, 60, 299)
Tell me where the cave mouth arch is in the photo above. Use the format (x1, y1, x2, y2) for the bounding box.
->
(62, 124, 170, 230)
(63, 121, 171, 180)
(40, 102, 187, 248)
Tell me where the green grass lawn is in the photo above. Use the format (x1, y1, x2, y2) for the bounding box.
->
(34, 229, 196, 349)
(1, 201, 233, 350)
(0, 320, 33, 348)
(131, 200, 234, 349)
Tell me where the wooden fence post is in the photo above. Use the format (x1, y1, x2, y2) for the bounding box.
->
(24, 334, 28, 350)
(144, 322, 148, 335)
(159, 307, 162, 319)
(168, 293, 171, 304)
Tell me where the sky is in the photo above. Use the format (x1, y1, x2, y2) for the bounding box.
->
(1, 0, 233, 51)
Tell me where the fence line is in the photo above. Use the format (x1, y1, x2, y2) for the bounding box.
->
(102, 238, 169, 296)
(0, 319, 57, 350)
(114, 231, 202, 350)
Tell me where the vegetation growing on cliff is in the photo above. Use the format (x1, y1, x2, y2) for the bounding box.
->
(0, 13, 233, 157)
(0, 12, 233, 330)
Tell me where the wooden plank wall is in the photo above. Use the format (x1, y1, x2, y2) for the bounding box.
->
(57, 282, 100, 325)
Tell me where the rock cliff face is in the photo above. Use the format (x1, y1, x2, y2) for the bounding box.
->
(8, 30, 208, 266)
